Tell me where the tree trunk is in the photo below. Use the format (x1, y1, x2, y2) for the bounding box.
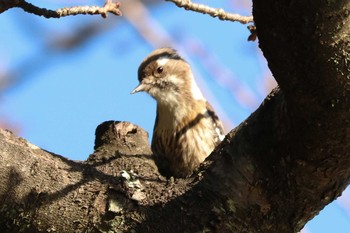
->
(0, 0, 349, 232)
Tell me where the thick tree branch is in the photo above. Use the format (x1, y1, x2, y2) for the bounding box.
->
(0, 123, 163, 232)
(250, 0, 350, 231)
(0, 0, 121, 18)
(166, 0, 253, 24)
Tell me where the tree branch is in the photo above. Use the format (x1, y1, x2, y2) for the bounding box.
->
(0, 0, 122, 18)
(165, 0, 253, 24)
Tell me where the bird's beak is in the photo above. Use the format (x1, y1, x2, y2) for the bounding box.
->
(131, 83, 146, 94)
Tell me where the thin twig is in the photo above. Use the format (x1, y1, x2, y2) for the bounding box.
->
(0, 0, 17, 13)
(8, 0, 122, 18)
(165, 0, 253, 24)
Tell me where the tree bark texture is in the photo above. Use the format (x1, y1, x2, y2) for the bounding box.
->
(0, 0, 349, 233)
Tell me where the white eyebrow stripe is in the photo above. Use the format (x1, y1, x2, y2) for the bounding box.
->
(157, 57, 169, 66)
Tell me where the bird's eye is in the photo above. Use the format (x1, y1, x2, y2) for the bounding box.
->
(157, 66, 164, 74)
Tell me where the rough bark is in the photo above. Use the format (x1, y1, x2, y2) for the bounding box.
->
(0, 0, 349, 233)
(251, 1, 350, 231)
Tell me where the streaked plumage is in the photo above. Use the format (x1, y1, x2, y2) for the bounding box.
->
(132, 48, 224, 177)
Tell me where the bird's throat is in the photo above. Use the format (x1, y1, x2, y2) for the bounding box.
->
(156, 100, 207, 130)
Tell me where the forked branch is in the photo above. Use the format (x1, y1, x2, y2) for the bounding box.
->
(0, 0, 122, 18)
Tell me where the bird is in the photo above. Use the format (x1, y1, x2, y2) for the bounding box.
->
(131, 48, 224, 178)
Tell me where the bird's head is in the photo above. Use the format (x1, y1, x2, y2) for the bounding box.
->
(131, 48, 204, 106)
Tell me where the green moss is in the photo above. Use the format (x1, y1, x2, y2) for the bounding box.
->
(226, 199, 237, 213)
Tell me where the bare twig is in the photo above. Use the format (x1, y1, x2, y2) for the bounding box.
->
(165, 0, 253, 24)
(1, 0, 122, 18)
(0, 0, 15, 13)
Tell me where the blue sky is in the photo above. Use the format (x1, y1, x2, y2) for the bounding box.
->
(0, 0, 349, 232)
